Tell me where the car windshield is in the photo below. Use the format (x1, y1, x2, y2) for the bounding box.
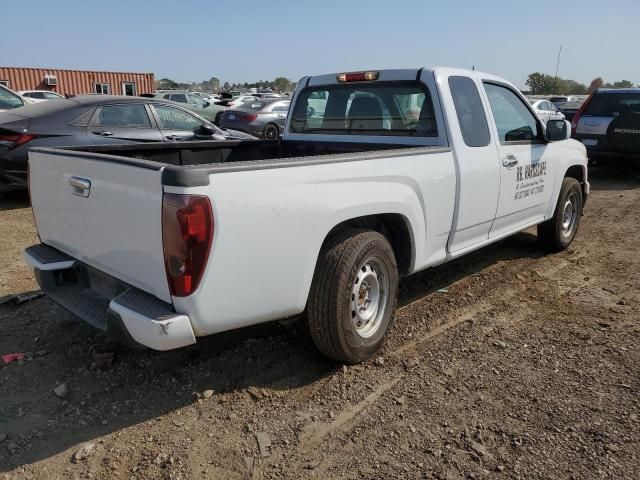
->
(583, 92, 640, 117)
(0, 87, 24, 110)
(290, 82, 436, 137)
(1, 97, 75, 117)
(236, 100, 275, 111)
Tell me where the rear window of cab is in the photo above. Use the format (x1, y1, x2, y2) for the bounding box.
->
(290, 82, 437, 137)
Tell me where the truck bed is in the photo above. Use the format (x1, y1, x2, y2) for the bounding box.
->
(38, 139, 442, 186)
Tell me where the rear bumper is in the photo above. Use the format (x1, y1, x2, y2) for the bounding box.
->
(574, 135, 640, 160)
(23, 244, 195, 351)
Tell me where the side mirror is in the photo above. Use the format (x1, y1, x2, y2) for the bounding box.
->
(204, 101, 210, 107)
(199, 123, 217, 135)
(546, 119, 571, 142)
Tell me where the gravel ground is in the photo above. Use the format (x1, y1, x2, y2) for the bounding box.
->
(0, 165, 638, 480)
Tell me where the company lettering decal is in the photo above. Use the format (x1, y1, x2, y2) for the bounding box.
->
(514, 161, 547, 200)
(614, 128, 640, 135)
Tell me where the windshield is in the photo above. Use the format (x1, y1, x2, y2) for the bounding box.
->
(290, 82, 436, 137)
(583, 92, 640, 117)
(0, 86, 24, 110)
(236, 99, 274, 111)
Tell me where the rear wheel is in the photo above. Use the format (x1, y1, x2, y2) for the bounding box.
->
(537, 177, 583, 252)
(307, 230, 398, 364)
(263, 123, 279, 140)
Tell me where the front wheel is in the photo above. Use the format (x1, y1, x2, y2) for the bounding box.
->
(537, 177, 583, 251)
(307, 230, 398, 364)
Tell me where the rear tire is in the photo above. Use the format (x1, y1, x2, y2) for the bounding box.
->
(263, 123, 279, 140)
(537, 177, 583, 252)
(307, 230, 398, 364)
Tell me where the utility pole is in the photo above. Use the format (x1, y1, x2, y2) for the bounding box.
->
(552, 45, 562, 95)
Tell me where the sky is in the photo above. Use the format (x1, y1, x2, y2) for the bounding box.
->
(2, 0, 639, 89)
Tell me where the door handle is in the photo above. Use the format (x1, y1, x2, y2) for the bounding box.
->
(165, 135, 180, 141)
(502, 154, 518, 168)
(92, 131, 113, 137)
(69, 176, 91, 197)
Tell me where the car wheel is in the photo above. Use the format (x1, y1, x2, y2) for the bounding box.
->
(263, 123, 279, 140)
(307, 229, 398, 364)
(537, 177, 583, 252)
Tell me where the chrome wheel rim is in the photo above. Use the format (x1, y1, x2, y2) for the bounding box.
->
(350, 257, 390, 338)
(561, 192, 579, 238)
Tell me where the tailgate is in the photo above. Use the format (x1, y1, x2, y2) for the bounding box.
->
(28, 149, 172, 303)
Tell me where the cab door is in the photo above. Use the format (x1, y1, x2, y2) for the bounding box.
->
(482, 82, 558, 238)
(445, 76, 502, 253)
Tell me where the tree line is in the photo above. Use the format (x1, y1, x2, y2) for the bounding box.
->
(155, 76, 296, 93)
(526, 72, 636, 95)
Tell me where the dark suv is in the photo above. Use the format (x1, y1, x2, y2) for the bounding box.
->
(572, 88, 640, 161)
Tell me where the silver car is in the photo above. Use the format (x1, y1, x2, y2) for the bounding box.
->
(528, 99, 565, 124)
(218, 99, 290, 139)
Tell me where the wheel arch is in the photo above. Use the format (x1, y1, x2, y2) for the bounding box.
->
(564, 164, 587, 202)
(318, 213, 415, 277)
(545, 162, 588, 219)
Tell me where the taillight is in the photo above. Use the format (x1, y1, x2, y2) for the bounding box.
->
(162, 194, 213, 297)
(571, 94, 593, 135)
(240, 113, 257, 122)
(0, 133, 36, 149)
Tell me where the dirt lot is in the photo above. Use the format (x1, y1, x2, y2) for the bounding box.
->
(0, 165, 639, 480)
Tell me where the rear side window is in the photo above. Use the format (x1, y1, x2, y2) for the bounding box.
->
(92, 104, 152, 128)
(583, 93, 640, 117)
(290, 82, 437, 137)
(484, 82, 540, 143)
(448, 76, 490, 147)
(170, 94, 187, 103)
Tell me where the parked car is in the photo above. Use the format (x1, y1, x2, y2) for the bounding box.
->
(148, 90, 228, 124)
(549, 96, 579, 108)
(225, 95, 259, 108)
(219, 99, 290, 138)
(18, 90, 65, 103)
(572, 88, 640, 160)
(0, 95, 252, 190)
(528, 99, 565, 123)
(558, 100, 584, 122)
(0, 84, 33, 112)
(23, 67, 588, 364)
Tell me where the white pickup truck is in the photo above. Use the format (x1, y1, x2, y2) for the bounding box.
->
(23, 67, 589, 363)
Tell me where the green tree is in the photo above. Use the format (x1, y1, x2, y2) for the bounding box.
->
(526, 72, 555, 94)
(209, 77, 221, 90)
(223, 81, 231, 90)
(156, 78, 178, 89)
(273, 77, 292, 93)
(612, 80, 634, 89)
